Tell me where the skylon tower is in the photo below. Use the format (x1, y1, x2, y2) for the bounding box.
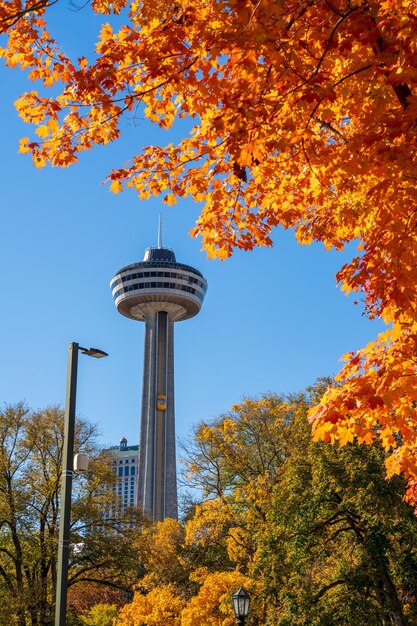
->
(110, 222, 208, 521)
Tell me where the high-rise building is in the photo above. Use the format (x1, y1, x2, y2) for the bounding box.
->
(107, 438, 139, 511)
(110, 228, 208, 521)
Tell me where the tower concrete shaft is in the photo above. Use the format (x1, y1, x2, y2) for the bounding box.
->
(139, 308, 177, 520)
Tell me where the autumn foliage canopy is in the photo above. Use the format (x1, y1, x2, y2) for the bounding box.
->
(116, 391, 417, 625)
(2, 1, 417, 499)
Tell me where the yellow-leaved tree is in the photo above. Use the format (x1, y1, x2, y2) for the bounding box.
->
(115, 518, 256, 626)
(2, 0, 417, 498)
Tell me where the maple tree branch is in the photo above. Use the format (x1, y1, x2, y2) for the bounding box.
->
(0, 0, 58, 32)
(324, 0, 350, 18)
(301, 137, 327, 188)
(305, 8, 358, 85)
(315, 118, 347, 143)
(68, 0, 90, 11)
(269, 9, 360, 124)
(58, 56, 199, 113)
(391, 83, 413, 111)
(240, 0, 262, 34)
(285, 0, 315, 31)
(333, 63, 373, 88)
(363, 9, 413, 110)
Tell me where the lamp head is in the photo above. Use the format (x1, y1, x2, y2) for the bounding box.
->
(232, 587, 250, 621)
(73, 452, 89, 472)
(79, 347, 108, 359)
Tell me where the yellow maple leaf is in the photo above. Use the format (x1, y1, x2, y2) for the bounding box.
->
(18, 137, 31, 154)
(163, 193, 177, 206)
(109, 180, 123, 194)
(35, 125, 49, 139)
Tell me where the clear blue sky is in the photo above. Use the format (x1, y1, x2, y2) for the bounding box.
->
(0, 4, 383, 453)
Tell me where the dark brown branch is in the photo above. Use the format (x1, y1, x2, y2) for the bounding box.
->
(312, 579, 346, 604)
(0, 0, 58, 32)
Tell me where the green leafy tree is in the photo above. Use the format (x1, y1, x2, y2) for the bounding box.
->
(183, 384, 417, 625)
(0, 402, 142, 626)
(116, 384, 417, 625)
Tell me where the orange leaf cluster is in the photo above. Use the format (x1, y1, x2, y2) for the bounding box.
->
(3, 0, 417, 500)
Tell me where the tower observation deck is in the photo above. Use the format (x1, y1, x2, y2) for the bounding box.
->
(110, 235, 208, 521)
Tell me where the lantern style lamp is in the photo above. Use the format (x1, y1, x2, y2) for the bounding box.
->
(232, 587, 250, 626)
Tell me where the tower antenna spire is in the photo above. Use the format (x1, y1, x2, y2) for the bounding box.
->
(158, 214, 163, 248)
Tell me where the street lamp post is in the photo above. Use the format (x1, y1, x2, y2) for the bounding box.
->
(54, 342, 108, 626)
(232, 587, 250, 626)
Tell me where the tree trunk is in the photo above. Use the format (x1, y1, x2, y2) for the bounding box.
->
(374, 563, 407, 626)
